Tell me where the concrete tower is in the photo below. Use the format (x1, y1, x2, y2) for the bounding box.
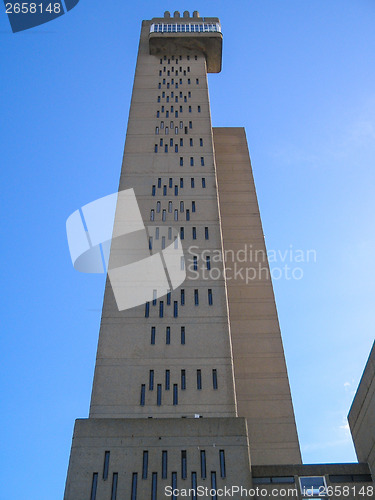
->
(64, 11, 301, 500)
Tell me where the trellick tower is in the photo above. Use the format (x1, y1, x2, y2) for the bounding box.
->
(64, 11, 301, 500)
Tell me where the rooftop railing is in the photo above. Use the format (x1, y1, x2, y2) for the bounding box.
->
(150, 23, 221, 34)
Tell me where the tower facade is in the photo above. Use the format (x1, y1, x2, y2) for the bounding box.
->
(64, 11, 301, 500)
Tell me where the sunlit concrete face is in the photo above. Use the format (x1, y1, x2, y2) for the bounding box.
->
(64, 11, 304, 499)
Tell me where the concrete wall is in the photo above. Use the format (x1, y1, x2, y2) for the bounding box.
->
(213, 127, 302, 465)
(349, 341, 375, 478)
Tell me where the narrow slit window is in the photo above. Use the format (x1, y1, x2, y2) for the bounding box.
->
(192, 227, 197, 240)
(180, 105, 183, 112)
(156, 201, 161, 213)
(179, 120, 183, 129)
(131, 473, 137, 500)
(181, 326, 186, 345)
(162, 451, 168, 479)
(186, 209, 190, 221)
(142, 451, 148, 479)
(140, 384, 145, 406)
(213, 369, 218, 390)
(181, 451, 187, 479)
(90, 473, 98, 500)
(174, 301, 178, 318)
(158, 178, 162, 188)
(180, 256, 185, 270)
(191, 472, 197, 500)
(151, 326, 156, 345)
(194, 289, 199, 306)
(159, 301, 164, 318)
(206, 256, 211, 270)
(103, 451, 110, 480)
(156, 227, 160, 239)
(155, 126, 159, 134)
(180, 227, 184, 240)
(200, 450, 206, 479)
(201, 157, 205, 166)
(175, 144, 178, 152)
(180, 201, 184, 212)
(181, 369, 186, 390)
(167, 291, 171, 305)
(149, 370, 154, 391)
(152, 185, 156, 196)
(208, 289, 213, 305)
(156, 111, 160, 117)
(180, 157, 184, 166)
(145, 302, 150, 318)
(173, 384, 178, 405)
(166, 326, 171, 345)
(202, 178, 206, 188)
(162, 209, 166, 222)
(111, 473, 118, 500)
(170, 138, 174, 147)
(185, 126, 188, 134)
(168, 227, 172, 239)
(219, 450, 226, 478)
(168, 201, 172, 213)
(189, 105, 192, 113)
(190, 157, 194, 166)
(161, 121, 164, 129)
(154, 144, 158, 153)
(181, 289, 185, 305)
(175, 185, 179, 196)
(197, 369, 202, 389)
(205, 227, 209, 240)
(174, 209, 178, 221)
(196, 78, 199, 85)
(165, 370, 170, 390)
(190, 138, 193, 146)
(192, 201, 196, 212)
(152, 290, 157, 306)
(193, 255, 198, 271)
(180, 177, 184, 187)
(151, 473, 157, 500)
(200, 138, 203, 146)
(198, 105, 201, 112)
(188, 78, 191, 84)
(165, 126, 169, 135)
(172, 472, 177, 499)
(157, 384, 162, 406)
(191, 178, 195, 188)
(211, 472, 217, 500)
(157, 96, 161, 102)
(165, 144, 168, 153)
(180, 138, 183, 146)
(189, 121, 192, 129)
(169, 177, 173, 188)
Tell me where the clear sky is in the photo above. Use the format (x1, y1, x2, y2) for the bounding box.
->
(1, 1, 375, 498)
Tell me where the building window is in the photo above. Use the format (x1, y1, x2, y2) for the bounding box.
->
(191, 472, 197, 500)
(219, 450, 226, 478)
(180, 177, 184, 187)
(211, 472, 217, 500)
(150, 210, 155, 222)
(175, 144, 178, 152)
(175, 185, 179, 195)
(165, 144, 168, 153)
(168, 201, 172, 213)
(188, 91, 191, 98)
(200, 138, 203, 146)
(180, 201, 184, 212)
(175, 127, 178, 134)
(170, 138, 173, 147)
(103, 451, 110, 480)
(191, 177, 195, 188)
(90, 473, 98, 500)
(131, 473, 137, 500)
(145, 302, 150, 317)
(189, 121, 192, 129)
(168, 226, 172, 240)
(185, 126, 188, 134)
(196, 78, 199, 85)
(155, 126, 159, 134)
(189, 105, 192, 113)
(188, 78, 191, 84)
(151, 473, 157, 500)
(111, 473, 118, 500)
(174, 209, 178, 221)
(158, 177, 162, 188)
(173, 384, 178, 405)
(190, 138, 193, 147)
(152, 289, 157, 306)
(142, 451, 148, 479)
(180, 157, 183, 166)
(156, 201, 161, 213)
(200, 450, 206, 479)
(193, 255, 198, 271)
(157, 384, 162, 406)
(151, 326, 156, 345)
(157, 110, 160, 117)
(201, 157, 205, 166)
(205, 227, 209, 240)
(194, 289, 199, 305)
(190, 157, 194, 167)
(181, 369, 186, 390)
(181, 289, 185, 305)
(192, 227, 197, 240)
(162, 451, 168, 479)
(162, 209, 166, 221)
(192, 201, 196, 212)
(165, 370, 170, 390)
(152, 185, 156, 196)
(154, 144, 158, 153)
(186, 209, 190, 221)
(197, 369, 202, 390)
(206, 256, 211, 270)
(299, 477, 327, 497)
(149, 370, 154, 390)
(156, 227, 160, 239)
(172, 472, 177, 499)
(213, 369, 218, 390)
(167, 291, 171, 305)
(180, 227, 184, 240)
(166, 326, 171, 345)
(202, 178, 206, 188)
(198, 105, 201, 112)
(181, 326, 186, 345)
(159, 301, 164, 318)
(208, 289, 213, 305)
(140, 384, 145, 406)
(181, 451, 187, 479)
(174, 301, 178, 317)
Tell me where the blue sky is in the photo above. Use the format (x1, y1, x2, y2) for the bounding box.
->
(1, 1, 375, 498)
